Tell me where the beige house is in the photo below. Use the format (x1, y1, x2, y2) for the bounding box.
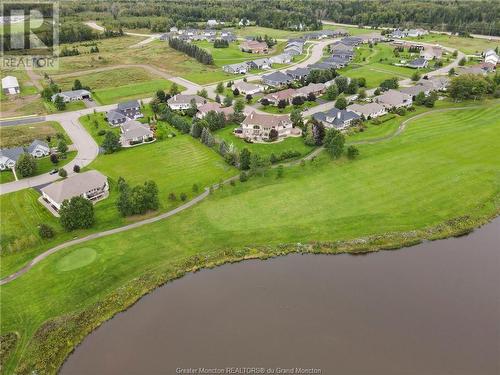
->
(347, 102, 387, 119)
(233, 81, 263, 95)
(374, 90, 413, 109)
(238, 112, 294, 141)
(196, 102, 234, 119)
(40, 170, 109, 212)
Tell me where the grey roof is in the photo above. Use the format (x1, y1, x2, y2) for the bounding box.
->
(27, 139, 49, 153)
(399, 83, 431, 96)
(408, 58, 427, 67)
(0, 147, 24, 162)
(224, 62, 248, 71)
(41, 170, 107, 204)
(107, 109, 128, 122)
(53, 89, 90, 99)
(117, 100, 140, 111)
(262, 71, 291, 84)
(286, 67, 311, 78)
(308, 62, 334, 70)
(340, 37, 363, 45)
(313, 108, 360, 129)
(325, 55, 351, 64)
(120, 120, 153, 141)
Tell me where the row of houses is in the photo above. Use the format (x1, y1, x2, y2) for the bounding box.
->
(0, 140, 50, 170)
(390, 28, 429, 39)
(162, 28, 236, 43)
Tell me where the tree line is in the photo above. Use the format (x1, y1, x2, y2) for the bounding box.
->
(168, 37, 214, 65)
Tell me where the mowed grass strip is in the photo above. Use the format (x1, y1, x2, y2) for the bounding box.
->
(92, 79, 180, 104)
(1, 104, 499, 374)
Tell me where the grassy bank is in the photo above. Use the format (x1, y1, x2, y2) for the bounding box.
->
(1, 103, 499, 374)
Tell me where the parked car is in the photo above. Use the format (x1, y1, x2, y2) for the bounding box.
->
(49, 168, 59, 175)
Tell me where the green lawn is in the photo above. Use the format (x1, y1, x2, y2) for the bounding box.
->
(93, 79, 180, 105)
(44, 100, 86, 113)
(234, 26, 308, 39)
(0, 171, 16, 184)
(322, 24, 379, 36)
(214, 124, 314, 159)
(1, 103, 500, 374)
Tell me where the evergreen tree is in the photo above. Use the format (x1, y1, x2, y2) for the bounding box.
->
(239, 148, 251, 170)
(16, 153, 37, 177)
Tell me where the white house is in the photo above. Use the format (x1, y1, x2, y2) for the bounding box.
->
(1, 76, 20, 95)
(27, 139, 50, 157)
(51, 89, 91, 103)
(233, 81, 263, 95)
(223, 62, 248, 74)
(40, 170, 109, 212)
(0, 147, 24, 170)
(238, 112, 294, 141)
(167, 94, 206, 110)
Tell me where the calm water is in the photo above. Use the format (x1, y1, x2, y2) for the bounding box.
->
(62, 219, 500, 375)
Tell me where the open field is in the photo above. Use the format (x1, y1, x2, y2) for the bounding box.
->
(215, 124, 314, 159)
(2, 102, 499, 374)
(234, 26, 309, 39)
(0, 121, 71, 148)
(407, 33, 499, 55)
(322, 24, 379, 36)
(93, 79, 177, 104)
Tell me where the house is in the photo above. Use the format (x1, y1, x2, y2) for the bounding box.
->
(286, 67, 311, 80)
(40, 170, 109, 212)
(262, 71, 293, 87)
(106, 110, 129, 126)
(330, 28, 349, 37)
(240, 40, 268, 54)
(51, 89, 91, 102)
(478, 62, 497, 73)
(420, 76, 449, 91)
(347, 102, 387, 119)
(239, 112, 294, 141)
(170, 26, 178, 33)
(167, 94, 207, 110)
(374, 89, 413, 109)
(223, 62, 248, 74)
(484, 49, 499, 65)
(117, 100, 142, 119)
(420, 46, 443, 60)
(220, 31, 236, 42)
(457, 65, 488, 76)
(263, 88, 297, 105)
(247, 58, 272, 70)
(0, 147, 24, 170)
(120, 120, 154, 146)
(295, 82, 326, 98)
(330, 42, 354, 55)
(390, 29, 407, 39)
(324, 55, 351, 68)
(233, 81, 263, 95)
(399, 82, 433, 99)
(284, 45, 302, 56)
(207, 19, 218, 27)
(407, 28, 428, 37)
(308, 62, 334, 70)
(239, 18, 250, 26)
(196, 102, 234, 119)
(27, 139, 50, 158)
(312, 108, 361, 130)
(361, 33, 384, 43)
(269, 53, 292, 64)
(340, 36, 363, 46)
(407, 58, 428, 69)
(1, 76, 20, 95)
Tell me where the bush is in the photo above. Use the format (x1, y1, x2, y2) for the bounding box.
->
(97, 129, 106, 136)
(50, 153, 59, 164)
(239, 171, 248, 182)
(38, 223, 55, 239)
(230, 180, 236, 186)
(347, 145, 359, 159)
(168, 192, 177, 201)
(73, 165, 80, 173)
(180, 193, 187, 201)
(58, 168, 67, 178)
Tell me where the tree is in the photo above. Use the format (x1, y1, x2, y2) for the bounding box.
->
(216, 82, 224, 94)
(186, 98, 198, 117)
(197, 88, 208, 98)
(239, 171, 248, 182)
(449, 74, 488, 101)
(276, 164, 284, 178)
(260, 98, 270, 107)
(156, 90, 166, 102)
(180, 192, 187, 201)
(58, 168, 67, 178)
(415, 91, 426, 105)
(233, 98, 245, 113)
(448, 67, 456, 76)
(190, 121, 204, 138)
(334, 76, 348, 93)
(307, 92, 317, 102)
(374, 88, 381, 96)
(346, 81, 359, 94)
(73, 164, 80, 173)
(239, 148, 251, 170)
(277, 99, 287, 110)
(192, 183, 199, 193)
(325, 84, 339, 100)
(304, 124, 315, 146)
(347, 145, 359, 159)
(50, 153, 59, 164)
(215, 94, 221, 103)
(290, 109, 304, 129)
(57, 139, 68, 155)
(458, 57, 467, 66)
(268, 129, 278, 141)
(38, 223, 54, 239)
(245, 94, 253, 103)
(205, 110, 226, 131)
(335, 96, 347, 110)
(169, 83, 180, 96)
(16, 153, 37, 177)
(311, 119, 325, 145)
(292, 96, 305, 106)
(101, 131, 121, 153)
(54, 95, 66, 111)
(72, 79, 83, 90)
(223, 95, 233, 107)
(324, 128, 345, 159)
(380, 77, 399, 91)
(59, 196, 94, 231)
(358, 88, 367, 99)
(411, 71, 421, 81)
(233, 88, 240, 96)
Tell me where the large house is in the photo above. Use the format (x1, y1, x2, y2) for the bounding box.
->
(0, 147, 24, 170)
(196, 102, 234, 119)
(41, 170, 109, 212)
(240, 40, 268, 54)
(167, 94, 207, 110)
(407, 58, 428, 69)
(420, 76, 449, 91)
(295, 82, 326, 97)
(262, 71, 293, 87)
(312, 108, 361, 130)
(106, 100, 143, 126)
(51, 89, 91, 103)
(347, 102, 387, 119)
(374, 89, 413, 109)
(399, 82, 433, 99)
(270, 53, 292, 64)
(262, 88, 297, 105)
(27, 140, 50, 157)
(120, 120, 154, 146)
(1, 76, 20, 95)
(238, 112, 294, 141)
(247, 58, 272, 70)
(233, 81, 263, 95)
(420, 46, 443, 60)
(286, 67, 311, 80)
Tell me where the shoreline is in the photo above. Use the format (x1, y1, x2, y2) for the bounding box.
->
(4, 197, 498, 374)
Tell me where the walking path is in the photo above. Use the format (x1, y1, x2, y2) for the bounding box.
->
(0, 104, 484, 285)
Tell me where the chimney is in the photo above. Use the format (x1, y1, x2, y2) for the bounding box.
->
(337, 111, 341, 119)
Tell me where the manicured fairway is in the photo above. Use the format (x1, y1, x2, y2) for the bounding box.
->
(215, 124, 314, 159)
(2, 103, 499, 374)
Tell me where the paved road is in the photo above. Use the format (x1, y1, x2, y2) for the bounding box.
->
(84, 21, 161, 46)
(0, 116, 46, 127)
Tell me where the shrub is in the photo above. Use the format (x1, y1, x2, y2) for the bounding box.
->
(58, 168, 67, 178)
(38, 223, 55, 239)
(239, 171, 248, 182)
(230, 180, 236, 186)
(97, 129, 106, 136)
(73, 165, 80, 173)
(50, 153, 59, 164)
(180, 193, 187, 201)
(168, 192, 177, 201)
(347, 145, 360, 159)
